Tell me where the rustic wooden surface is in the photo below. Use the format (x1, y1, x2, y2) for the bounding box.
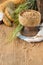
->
(0, 0, 43, 65)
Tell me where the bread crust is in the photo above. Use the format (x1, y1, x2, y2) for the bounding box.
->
(0, 0, 25, 11)
(0, 0, 15, 12)
(5, 7, 14, 22)
(0, 0, 11, 12)
(3, 14, 12, 27)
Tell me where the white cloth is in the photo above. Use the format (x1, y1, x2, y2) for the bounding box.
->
(0, 12, 4, 21)
(18, 23, 43, 42)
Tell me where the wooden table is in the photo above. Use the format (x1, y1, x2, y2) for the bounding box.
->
(0, 0, 43, 65)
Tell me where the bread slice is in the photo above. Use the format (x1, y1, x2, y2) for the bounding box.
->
(0, 0, 10, 12)
(3, 14, 12, 27)
(0, 0, 15, 12)
(5, 7, 14, 22)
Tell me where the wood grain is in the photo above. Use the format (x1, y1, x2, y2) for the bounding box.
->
(0, 0, 43, 65)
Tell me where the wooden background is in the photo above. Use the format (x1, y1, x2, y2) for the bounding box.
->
(0, 0, 43, 65)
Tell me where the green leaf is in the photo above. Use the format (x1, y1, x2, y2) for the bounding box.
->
(12, 24, 23, 38)
(10, 24, 23, 41)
